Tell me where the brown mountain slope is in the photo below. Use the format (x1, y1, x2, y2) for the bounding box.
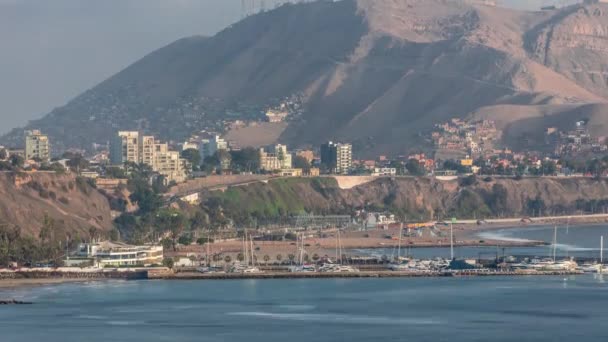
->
(3, 0, 608, 156)
(0, 173, 112, 238)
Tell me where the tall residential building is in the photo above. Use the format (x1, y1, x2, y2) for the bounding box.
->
(199, 135, 228, 159)
(259, 144, 292, 171)
(110, 131, 187, 183)
(153, 143, 187, 184)
(110, 131, 140, 165)
(25, 130, 50, 161)
(320, 141, 352, 175)
(140, 136, 156, 167)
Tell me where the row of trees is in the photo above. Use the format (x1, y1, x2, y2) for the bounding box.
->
(0, 215, 106, 267)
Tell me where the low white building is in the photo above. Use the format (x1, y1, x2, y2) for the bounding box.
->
(372, 168, 397, 176)
(66, 241, 163, 267)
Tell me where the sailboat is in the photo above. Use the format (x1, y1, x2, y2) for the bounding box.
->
(580, 236, 606, 274)
(230, 231, 262, 274)
(388, 223, 411, 271)
(542, 226, 577, 271)
(319, 229, 359, 273)
(291, 233, 315, 272)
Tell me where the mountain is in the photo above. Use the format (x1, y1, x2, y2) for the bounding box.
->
(3, 0, 608, 156)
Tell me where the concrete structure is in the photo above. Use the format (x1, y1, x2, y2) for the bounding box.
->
(295, 150, 315, 163)
(110, 131, 187, 183)
(67, 241, 163, 267)
(372, 168, 397, 177)
(153, 143, 188, 184)
(265, 109, 288, 123)
(110, 131, 140, 165)
(200, 135, 228, 159)
(95, 178, 128, 192)
(321, 141, 352, 175)
(259, 144, 292, 171)
(25, 130, 50, 162)
(276, 168, 303, 177)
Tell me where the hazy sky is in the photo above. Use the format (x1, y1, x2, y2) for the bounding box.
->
(0, 0, 570, 134)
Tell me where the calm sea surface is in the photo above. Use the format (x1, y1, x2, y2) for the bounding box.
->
(2, 276, 608, 342)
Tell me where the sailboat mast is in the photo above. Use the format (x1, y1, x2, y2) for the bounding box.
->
(601, 236, 604, 264)
(335, 229, 339, 263)
(299, 233, 304, 265)
(553, 226, 557, 262)
(206, 230, 210, 267)
(250, 235, 255, 266)
(450, 222, 454, 260)
(398, 223, 403, 260)
(338, 230, 342, 264)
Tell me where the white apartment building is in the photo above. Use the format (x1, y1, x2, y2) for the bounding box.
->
(199, 135, 228, 159)
(111, 131, 140, 165)
(335, 143, 352, 175)
(110, 131, 187, 183)
(154, 143, 188, 183)
(259, 144, 292, 171)
(25, 130, 50, 162)
(321, 141, 352, 175)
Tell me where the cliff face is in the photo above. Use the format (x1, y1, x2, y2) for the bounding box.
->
(0, 173, 112, 238)
(207, 177, 608, 222)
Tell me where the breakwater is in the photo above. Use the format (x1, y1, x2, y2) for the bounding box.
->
(0, 271, 147, 280)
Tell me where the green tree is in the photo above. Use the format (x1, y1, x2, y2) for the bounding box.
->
(276, 254, 283, 264)
(224, 255, 232, 264)
(39, 214, 54, 244)
(10, 154, 24, 168)
(405, 159, 426, 176)
(526, 196, 546, 217)
(162, 257, 174, 269)
(181, 149, 202, 171)
(64, 153, 89, 173)
(105, 166, 127, 179)
(156, 209, 188, 251)
(230, 147, 260, 173)
(263, 254, 270, 265)
(292, 156, 311, 172)
(0, 149, 7, 160)
(237, 252, 245, 262)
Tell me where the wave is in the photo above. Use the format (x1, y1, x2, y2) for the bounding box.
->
(106, 320, 146, 326)
(227, 312, 440, 325)
(278, 304, 316, 311)
(477, 231, 535, 243)
(478, 231, 594, 252)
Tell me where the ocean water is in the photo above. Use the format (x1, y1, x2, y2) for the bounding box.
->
(2, 276, 608, 342)
(357, 224, 608, 260)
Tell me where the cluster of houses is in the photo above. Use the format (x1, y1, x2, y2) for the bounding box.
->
(552, 121, 608, 155)
(432, 119, 499, 157)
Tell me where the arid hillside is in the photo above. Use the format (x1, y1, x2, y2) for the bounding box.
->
(0, 172, 112, 238)
(4, 0, 608, 156)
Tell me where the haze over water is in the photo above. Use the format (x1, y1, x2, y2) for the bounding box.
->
(358, 224, 608, 260)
